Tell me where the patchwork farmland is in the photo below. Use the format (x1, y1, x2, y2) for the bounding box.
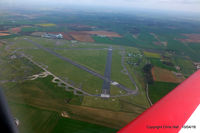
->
(0, 6, 200, 133)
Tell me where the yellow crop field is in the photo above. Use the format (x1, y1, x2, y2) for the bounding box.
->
(144, 51, 161, 58)
(37, 23, 56, 27)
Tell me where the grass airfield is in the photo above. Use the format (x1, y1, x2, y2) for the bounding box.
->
(0, 8, 199, 132)
(0, 36, 149, 132)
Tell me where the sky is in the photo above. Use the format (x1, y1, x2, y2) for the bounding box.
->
(2, 0, 200, 13)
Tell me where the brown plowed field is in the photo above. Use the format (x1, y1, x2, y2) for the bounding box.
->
(83, 31, 121, 37)
(0, 30, 9, 33)
(69, 32, 94, 42)
(62, 33, 73, 40)
(151, 66, 185, 83)
(11, 27, 21, 33)
(179, 34, 200, 43)
(31, 32, 46, 36)
(0, 33, 10, 36)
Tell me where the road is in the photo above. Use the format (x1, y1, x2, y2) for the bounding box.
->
(146, 84, 153, 106)
(121, 48, 139, 93)
(51, 47, 121, 51)
(52, 47, 107, 50)
(24, 38, 137, 95)
(101, 47, 112, 95)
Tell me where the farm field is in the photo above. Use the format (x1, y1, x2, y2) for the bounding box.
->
(11, 27, 21, 33)
(0, 33, 10, 36)
(174, 57, 195, 77)
(69, 32, 94, 42)
(37, 23, 56, 27)
(3, 74, 139, 129)
(8, 102, 117, 133)
(150, 58, 177, 71)
(83, 31, 121, 37)
(151, 66, 185, 83)
(143, 51, 161, 58)
(149, 82, 178, 104)
(179, 34, 200, 43)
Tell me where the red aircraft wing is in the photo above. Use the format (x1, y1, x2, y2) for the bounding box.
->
(118, 70, 200, 133)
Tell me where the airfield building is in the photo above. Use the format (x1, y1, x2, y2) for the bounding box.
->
(42, 33, 63, 39)
(101, 94, 110, 98)
(101, 89, 110, 98)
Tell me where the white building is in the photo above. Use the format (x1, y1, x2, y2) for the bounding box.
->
(101, 94, 110, 98)
(111, 81, 119, 86)
(42, 33, 63, 39)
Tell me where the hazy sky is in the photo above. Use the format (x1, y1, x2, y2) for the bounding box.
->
(2, 0, 200, 13)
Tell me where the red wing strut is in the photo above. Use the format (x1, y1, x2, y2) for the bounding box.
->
(118, 70, 200, 133)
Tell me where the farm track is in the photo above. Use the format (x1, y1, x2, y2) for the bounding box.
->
(145, 84, 153, 106)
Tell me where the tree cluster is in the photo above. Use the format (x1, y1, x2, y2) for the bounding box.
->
(143, 64, 154, 84)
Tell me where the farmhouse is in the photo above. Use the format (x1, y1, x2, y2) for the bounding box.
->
(173, 72, 184, 78)
(42, 33, 63, 39)
(175, 66, 181, 71)
(193, 62, 200, 70)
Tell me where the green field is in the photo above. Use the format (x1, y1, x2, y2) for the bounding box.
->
(8, 102, 117, 133)
(55, 49, 107, 75)
(3, 74, 141, 129)
(21, 26, 68, 33)
(27, 36, 116, 49)
(0, 46, 42, 82)
(52, 117, 117, 133)
(82, 96, 121, 111)
(21, 48, 104, 95)
(174, 57, 195, 77)
(4, 75, 82, 106)
(150, 58, 177, 71)
(111, 50, 136, 90)
(149, 81, 178, 104)
(93, 33, 163, 49)
(0, 34, 19, 39)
